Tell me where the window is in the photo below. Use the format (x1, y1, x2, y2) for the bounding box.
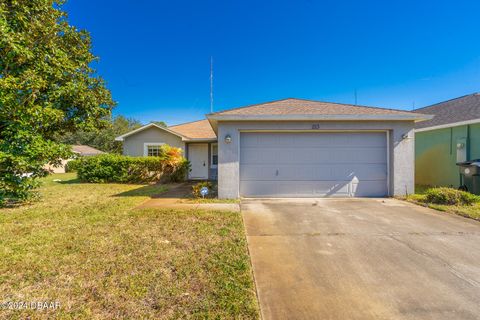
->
(144, 143, 165, 156)
(211, 143, 218, 168)
(147, 145, 161, 157)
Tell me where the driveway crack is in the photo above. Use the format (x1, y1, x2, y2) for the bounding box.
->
(388, 235, 480, 288)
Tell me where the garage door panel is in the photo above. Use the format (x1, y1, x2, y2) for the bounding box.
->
(240, 164, 387, 181)
(240, 132, 386, 148)
(240, 180, 387, 197)
(330, 148, 387, 163)
(351, 181, 388, 197)
(240, 181, 352, 197)
(240, 132, 388, 197)
(241, 147, 386, 164)
(331, 165, 387, 181)
(240, 165, 277, 180)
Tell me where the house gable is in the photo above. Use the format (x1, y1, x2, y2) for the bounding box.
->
(122, 126, 185, 156)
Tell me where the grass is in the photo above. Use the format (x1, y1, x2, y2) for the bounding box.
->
(404, 185, 480, 221)
(0, 173, 259, 319)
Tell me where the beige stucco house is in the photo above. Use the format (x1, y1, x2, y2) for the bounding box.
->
(115, 98, 432, 198)
(46, 145, 105, 173)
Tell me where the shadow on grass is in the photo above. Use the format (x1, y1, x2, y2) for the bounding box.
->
(114, 184, 169, 198)
(56, 178, 82, 185)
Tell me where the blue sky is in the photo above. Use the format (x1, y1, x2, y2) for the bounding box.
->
(64, 0, 480, 125)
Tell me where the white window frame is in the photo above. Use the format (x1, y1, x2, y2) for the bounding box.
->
(210, 143, 218, 168)
(143, 142, 165, 157)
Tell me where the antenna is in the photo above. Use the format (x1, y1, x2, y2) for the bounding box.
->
(412, 101, 415, 110)
(210, 56, 214, 113)
(354, 89, 358, 105)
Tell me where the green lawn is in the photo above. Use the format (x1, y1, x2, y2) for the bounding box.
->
(405, 185, 480, 221)
(0, 173, 259, 319)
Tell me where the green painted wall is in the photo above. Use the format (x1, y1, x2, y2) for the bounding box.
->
(471, 123, 480, 161)
(415, 123, 480, 187)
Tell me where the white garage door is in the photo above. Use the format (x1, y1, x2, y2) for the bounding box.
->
(240, 132, 388, 197)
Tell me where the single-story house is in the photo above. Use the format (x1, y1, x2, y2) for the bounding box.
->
(115, 98, 431, 198)
(46, 145, 105, 173)
(414, 93, 480, 188)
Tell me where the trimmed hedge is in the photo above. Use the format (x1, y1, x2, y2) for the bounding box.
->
(77, 146, 189, 183)
(424, 187, 480, 206)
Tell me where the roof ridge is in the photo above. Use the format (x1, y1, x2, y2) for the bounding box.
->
(290, 97, 417, 114)
(413, 92, 480, 111)
(207, 98, 294, 115)
(211, 97, 419, 115)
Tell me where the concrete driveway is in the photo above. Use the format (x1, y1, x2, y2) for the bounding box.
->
(242, 198, 480, 320)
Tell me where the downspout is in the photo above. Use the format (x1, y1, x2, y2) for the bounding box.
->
(450, 127, 453, 155)
(467, 124, 471, 160)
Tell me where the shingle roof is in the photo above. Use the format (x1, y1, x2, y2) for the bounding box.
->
(413, 93, 480, 129)
(168, 119, 217, 139)
(72, 145, 105, 156)
(210, 98, 421, 116)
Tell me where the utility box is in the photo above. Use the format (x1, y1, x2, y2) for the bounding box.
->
(456, 137, 467, 163)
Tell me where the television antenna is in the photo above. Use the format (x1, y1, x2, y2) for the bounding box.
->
(210, 56, 214, 113)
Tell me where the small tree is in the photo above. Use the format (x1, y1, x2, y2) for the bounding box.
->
(57, 115, 143, 154)
(0, 0, 115, 205)
(153, 121, 167, 127)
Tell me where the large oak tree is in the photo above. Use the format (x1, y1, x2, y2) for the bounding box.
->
(0, 0, 115, 205)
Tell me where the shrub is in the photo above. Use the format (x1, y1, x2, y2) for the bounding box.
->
(77, 145, 189, 183)
(424, 187, 480, 206)
(65, 159, 80, 172)
(192, 181, 217, 198)
(169, 160, 190, 182)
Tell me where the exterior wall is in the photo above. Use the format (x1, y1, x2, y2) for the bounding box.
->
(471, 123, 480, 161)
(122, 126, 185, 156)
(218, 121, 415, 199)
(415, 123, 480, 187)
(44, 159, 71, 173)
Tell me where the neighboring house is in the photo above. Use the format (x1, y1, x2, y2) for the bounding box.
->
(414, 93, 480, 188)
(46, 145, 105, 173)
(116, 98, 431, 198)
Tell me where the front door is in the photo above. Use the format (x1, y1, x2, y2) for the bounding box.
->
(188, 144, 209, 180)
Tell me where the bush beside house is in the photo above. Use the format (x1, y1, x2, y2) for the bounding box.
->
(77, 145, 189, 183)
(424, 187, 480, 205)
(405, 186, 480, 221)
(65, 160, 80, 173)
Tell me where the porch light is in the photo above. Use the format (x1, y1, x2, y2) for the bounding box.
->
(224, 134, 232, 144)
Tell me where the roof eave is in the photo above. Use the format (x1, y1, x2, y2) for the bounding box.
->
(184, 138, 218, 142)
(114, 123, 187, 141)
(207, 114, 433, 122)
(415, 118, 480, 132)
